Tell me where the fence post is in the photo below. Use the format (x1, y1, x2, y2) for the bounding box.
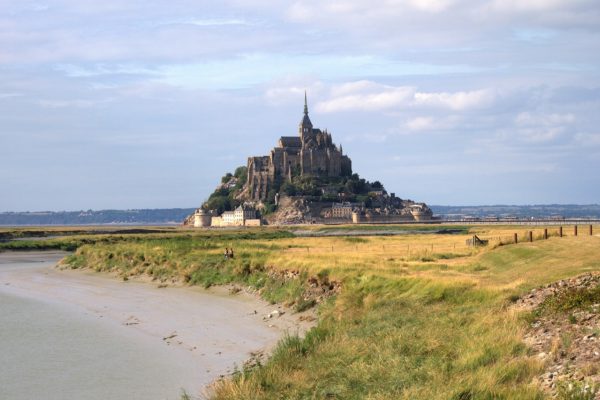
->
(559, 226, 563, 237)
(528, 231, 533, 242)
(574, 225, 578, 237)
(514, 233, 518, 244)
(544, 228, 548, 240)
(590, 225, 593, 236)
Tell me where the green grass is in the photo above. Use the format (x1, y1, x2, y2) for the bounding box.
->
(208, 235, 600, 399)
(537, 284, 600, 315)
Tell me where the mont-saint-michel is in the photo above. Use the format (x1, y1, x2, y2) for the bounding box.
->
(186, 94, 433, 227)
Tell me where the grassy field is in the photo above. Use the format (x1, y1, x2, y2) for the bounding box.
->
(4, 224, 599, 399)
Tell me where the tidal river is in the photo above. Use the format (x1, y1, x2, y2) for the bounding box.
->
(0, 251, 305, 400)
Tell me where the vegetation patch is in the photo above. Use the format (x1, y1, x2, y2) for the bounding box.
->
(515, 273, 600, 399)
(15, 225, 600, 399)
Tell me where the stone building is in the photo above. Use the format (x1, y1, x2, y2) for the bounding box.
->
(193, 209, 212, 227)
(330, 202, 357, 218)
(218, 205, 258, 226)
(247, 93, 352, 201)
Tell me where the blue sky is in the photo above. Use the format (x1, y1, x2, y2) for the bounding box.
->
(1, 0, 599, 211)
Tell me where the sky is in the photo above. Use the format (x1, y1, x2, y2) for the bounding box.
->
(1, 0, 599, 211)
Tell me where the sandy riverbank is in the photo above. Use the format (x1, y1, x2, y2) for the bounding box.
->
(0, 251, 314, 399)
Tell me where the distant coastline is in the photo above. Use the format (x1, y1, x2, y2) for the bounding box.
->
(0, 208, 195, 226)
(1, 204, 600, 226)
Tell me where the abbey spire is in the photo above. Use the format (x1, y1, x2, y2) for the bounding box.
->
(299, 90, 313, 139)
(304, 90, 308, 115)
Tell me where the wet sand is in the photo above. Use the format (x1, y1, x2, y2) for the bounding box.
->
(0, 251, 313, 399)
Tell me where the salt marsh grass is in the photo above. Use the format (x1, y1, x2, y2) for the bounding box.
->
(6, 224, 599, 399)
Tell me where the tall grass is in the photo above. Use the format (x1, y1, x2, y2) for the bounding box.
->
(44, 225, 600, 399)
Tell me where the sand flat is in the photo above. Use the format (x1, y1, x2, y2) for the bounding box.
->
(0, 251, 311, 399)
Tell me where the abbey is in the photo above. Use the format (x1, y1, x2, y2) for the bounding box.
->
(247, 93, 352, 201)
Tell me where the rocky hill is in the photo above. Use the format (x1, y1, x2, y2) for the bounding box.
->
(185, 95, 432, 226)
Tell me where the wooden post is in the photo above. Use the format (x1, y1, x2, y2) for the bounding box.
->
(590, 225, 593, 236)
(544, 228, 548, 239)
(574, 225, 578, 236)
(559, 226, 563, 237)
(514, 233, 518, 244)
(528, 231, 533, 242)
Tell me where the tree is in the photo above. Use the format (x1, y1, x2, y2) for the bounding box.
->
(281, 181, 297, 196)
(371, 181, 383, 190)
(233, 166, 248, 187)
(221, 172, 233, 184)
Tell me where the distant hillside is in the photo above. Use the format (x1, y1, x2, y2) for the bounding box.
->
(0, 208, 196, 226)
(3, 205, 599, 226)
(431, 204, 600, 219)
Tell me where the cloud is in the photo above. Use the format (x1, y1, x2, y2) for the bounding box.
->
(413, 89, 495, 111)
(313, 81, 496, 112)
(316, 86, 415, 112)
(574, 133, 600, 146)
(0, 92, 22, 99)
(408, 0, 456, 13)
(516, 112, 575, 126)
(406, 116, 435, 131)
(263, 78, 326, 105)
(488, 0, 595, 15)
(514, 112, 576, 143)
(161, 18, 253, 27)
(54, 64, 158, 78)
(403, 115, 463, 132)
(38, 98, 113, 108)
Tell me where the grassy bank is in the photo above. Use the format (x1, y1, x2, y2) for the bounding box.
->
(54, 225, 599, 399)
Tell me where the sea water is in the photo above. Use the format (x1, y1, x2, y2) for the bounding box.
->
(0, 254, 200, 400)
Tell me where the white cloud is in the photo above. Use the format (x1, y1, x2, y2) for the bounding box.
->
(164, 18, 253, 27)
(264, 80, 325, 105)
(408, 0, 455, 13)
(413, 89, 495, 111)
(516, 112, 575, 126)
(514, 112, 575, 142)
(406, 116, 434, 131)
(313, 80, 496, 112)
(317, 86, 415, 112)
(490, 0, 580, 13)
(0, 92, 22, 98)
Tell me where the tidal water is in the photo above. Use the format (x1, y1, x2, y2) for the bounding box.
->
(0, 254, 201, 400)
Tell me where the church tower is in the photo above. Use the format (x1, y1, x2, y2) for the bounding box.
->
(299, 91, 313, 143)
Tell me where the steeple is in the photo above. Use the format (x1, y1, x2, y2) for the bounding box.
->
(299, 90, 313, 139)
(304, 90, 308, 116)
